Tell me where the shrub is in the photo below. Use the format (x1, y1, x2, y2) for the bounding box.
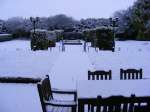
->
(12, 29, 30, 38)
(96, 27, 114, 51)
(63, 32, 84, 40)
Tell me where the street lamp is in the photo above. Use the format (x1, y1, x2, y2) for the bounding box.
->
(30, 17, 39, 34)
(109, 17, 119, 52)
(109, 17, 119, 38)
(84, 36, 87, 52)
(94, 34, 98, 52)
(30, 17, 39, 51)
(0, 22, 3, 33)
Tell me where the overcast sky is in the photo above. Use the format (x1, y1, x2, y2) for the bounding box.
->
(0, 0, 136, 20)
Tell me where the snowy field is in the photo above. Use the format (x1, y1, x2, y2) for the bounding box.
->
(88, 41, 150, 79)
(1, 40, 150, 84)
(0, 40, 60, 78)
(0, 40, 60, 112)
(0, 40, 150, 112)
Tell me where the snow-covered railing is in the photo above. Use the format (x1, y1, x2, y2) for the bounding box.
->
(0, 76, 41, 83)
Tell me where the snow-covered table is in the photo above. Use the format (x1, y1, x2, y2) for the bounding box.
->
(0, 83, 43, 112)
(77, 80, 150, 112)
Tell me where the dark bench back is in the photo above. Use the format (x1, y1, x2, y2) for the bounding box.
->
(95, 95, 150, 112)
(37, 75, 53, 112)
(88, 70, 112, 80)
(120, 69, 143, 80)
(38, 75, 53, 101)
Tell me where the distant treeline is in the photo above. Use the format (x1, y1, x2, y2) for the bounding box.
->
(0, 0, 149, 40)
(114, 0, 150, 40)
(0, 14, 78, 39)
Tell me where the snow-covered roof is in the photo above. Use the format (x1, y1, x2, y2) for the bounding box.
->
(95, 26, 112, 30)
(0, 34, 12, 36)
(30, 29, 58, 35)
(54, 30, 64, 33)
(30, 29, 48, 33)
(30, 29, 57, 39)
(47, 31, 56, 34)
(83, 26, 112, 33)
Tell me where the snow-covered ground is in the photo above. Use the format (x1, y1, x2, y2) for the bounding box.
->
(0, 40, 150, 112)
(50, 45, 94, 89)
(0, 40, 60, 78)
(87, 41, 150, 79)
(2, 40, 150, 85)
(0, 40, 60, 112)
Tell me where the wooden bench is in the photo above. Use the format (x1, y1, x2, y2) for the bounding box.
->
(88, 70, 112, 80)
(90, 94, 150, 112)
(37, 75, 77, 112)
(120, 69, 143, 80)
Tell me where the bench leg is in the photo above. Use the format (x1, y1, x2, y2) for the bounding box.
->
(78, 103, 84, 112)
(72, 106, 76, 112)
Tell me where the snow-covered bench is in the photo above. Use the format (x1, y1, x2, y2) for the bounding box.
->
(37, 75, 77, 112)
(0, 76, 43, 112)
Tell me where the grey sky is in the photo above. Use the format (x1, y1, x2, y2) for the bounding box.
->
(0, 0, 136, 20)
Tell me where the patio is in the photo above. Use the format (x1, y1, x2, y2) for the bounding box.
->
(0, 40, 150, 112)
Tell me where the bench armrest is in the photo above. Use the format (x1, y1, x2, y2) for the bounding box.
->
(51, 88, 77, 101)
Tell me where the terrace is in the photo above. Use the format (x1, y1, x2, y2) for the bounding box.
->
(1, 0, 149, 111)
(0, 40, 150, 112)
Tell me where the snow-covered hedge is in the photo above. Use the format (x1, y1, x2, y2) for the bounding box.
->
(83, 27, 114, 51)
(95, 27, 114, 51)
(0, 34, 12, 42)
(83, 29, 96, 46)
(30, 29, 56, 51)
(54, 30, 64, 42)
